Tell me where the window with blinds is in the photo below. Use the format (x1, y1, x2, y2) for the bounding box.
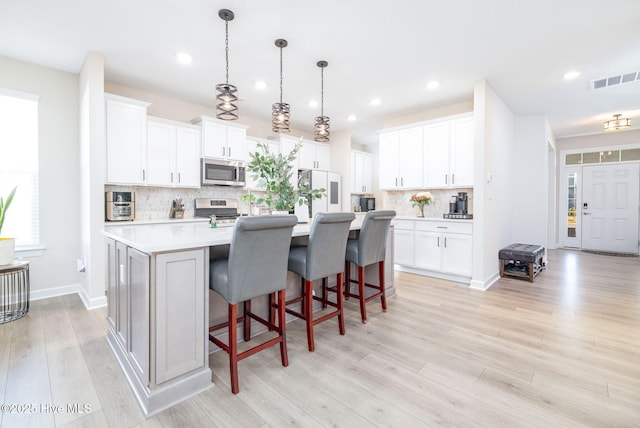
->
(0, 89, 40, 247)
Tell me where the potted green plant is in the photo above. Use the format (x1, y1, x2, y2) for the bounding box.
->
(242, 140, 325, 215)
(0, 186, 17, 265)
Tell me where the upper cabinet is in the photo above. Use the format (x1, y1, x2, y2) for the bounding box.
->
(192, 116, 248, 161)
(423, 116, 474, 188)
(105, 94, 150, 185)
(379, 127, 423, 189)
(351, 150, 373, 194)
(298, 140, 331, 171)
(147, 117, 201, 188)
(379, 113, 474, 190)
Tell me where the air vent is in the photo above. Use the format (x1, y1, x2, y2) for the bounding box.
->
(590, 70, 640, 89)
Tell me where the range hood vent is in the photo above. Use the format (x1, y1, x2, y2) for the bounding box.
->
(590, 70, 640, 90)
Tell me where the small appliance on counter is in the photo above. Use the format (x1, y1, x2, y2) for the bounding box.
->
(194, 198, 240, 226)
(169, 198, 185, 219)
(443, 192, 473, 219)
(105, 191, 135, 221)
(359, 196, 375, 212)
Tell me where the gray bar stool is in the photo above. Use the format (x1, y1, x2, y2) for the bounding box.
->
(284, 212, 355, 351)
(345, 210, 396, 324)
(208, 215, 297, 394)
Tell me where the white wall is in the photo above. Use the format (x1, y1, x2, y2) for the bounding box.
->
(512, 116, 549, 248)
(471, 81, 514, 290)
(0, 55, 82, 298)
(79, 53, 107, 308)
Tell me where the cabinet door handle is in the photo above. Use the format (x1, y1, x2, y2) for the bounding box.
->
(445, 174, 447, 184)
(171, 172, 174, 183)
(437, 226, 448, 229)
(452, 174, 455, 184)
(401, 177, 404, 186)
(444, 237, 447, 248)
(395, 178, 398, 186)
(228, 147, 231, 158)
(437, 237, 440, 247)
(178, 172, 181, 183)
(142, 169, 145, 181)
(222, 146, 226, 157)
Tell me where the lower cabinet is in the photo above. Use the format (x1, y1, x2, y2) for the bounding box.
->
(106, 239, 207, 393)
(393, 219, 472, 280)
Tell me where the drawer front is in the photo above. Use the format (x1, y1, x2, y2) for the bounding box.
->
(415, 220, 472, 234)
(392, 219, 415, 231)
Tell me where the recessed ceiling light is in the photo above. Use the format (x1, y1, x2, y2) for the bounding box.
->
(347, 115, 357, 122)
(370, 98, 381, 106)
(254, 80, 267, 90)
(564, 70, 581, 80)
(176, 52, 192, 64)
(308, 99, 318, 108)
(426, 80, 439, 90)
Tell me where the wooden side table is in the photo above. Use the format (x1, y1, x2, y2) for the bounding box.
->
(0, 261, 30, 323)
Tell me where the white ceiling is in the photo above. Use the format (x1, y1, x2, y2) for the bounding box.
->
(1, 0, 639, 145)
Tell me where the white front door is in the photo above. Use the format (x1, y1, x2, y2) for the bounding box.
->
(582, 163, 639, 253)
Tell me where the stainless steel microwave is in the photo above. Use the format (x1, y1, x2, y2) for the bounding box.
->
(201, 158, 246, 186)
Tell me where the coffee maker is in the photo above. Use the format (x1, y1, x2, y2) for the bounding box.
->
(444, 192, 473, 219)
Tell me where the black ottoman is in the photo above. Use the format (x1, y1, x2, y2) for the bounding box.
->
(499, 243, 545, 282)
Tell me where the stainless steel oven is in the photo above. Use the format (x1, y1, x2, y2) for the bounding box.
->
(201, 158, 246, 186)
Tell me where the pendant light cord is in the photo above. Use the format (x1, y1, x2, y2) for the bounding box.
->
(279, 46, 283, 105)
(320, 66, 324, 117)
(225, 20, 229, 84)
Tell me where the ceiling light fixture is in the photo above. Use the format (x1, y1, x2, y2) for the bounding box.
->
(314, 60, 330, 143)
(254, 80, 267, 90)
(215, 9, 238, 120)
(272, 39, 290, 133)
(563, 70, 581, 80)
(177, 52, 192, 64)
(308, 100, 318, 108)
(426, 80, 440, 90)
(370, 98, 381, 106)
(603, 114, 631, 131)
(347, 115, 357, 122)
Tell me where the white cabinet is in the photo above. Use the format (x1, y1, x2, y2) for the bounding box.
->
(423, 116, 474, 188)
(147, 118, 201, 188)
(299, 140, 331, 171)
(245, 138, 280, 190)
(127, 247, 150, 384)
(379, 128, 423, 189)
(194, 116, 247, 161)
(393, 219, 473, 279)
(414, 221, 473, 277)
(392, 220, 415, 266)
(351, 150, 373, 194)
(105, 94, 150, 184)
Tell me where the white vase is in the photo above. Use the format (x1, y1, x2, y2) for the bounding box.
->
(0, 238, 15, 265)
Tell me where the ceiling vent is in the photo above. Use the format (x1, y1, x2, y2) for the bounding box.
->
(590, 70, 640, 90)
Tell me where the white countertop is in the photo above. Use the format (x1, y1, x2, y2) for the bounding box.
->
(104, 217, 209, 227)
(394, 216, 473, 223)
(104, 215, 365, 253)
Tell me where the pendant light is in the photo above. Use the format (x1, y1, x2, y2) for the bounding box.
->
(603, 114, 631, 131)
(314, 60, 330, 142)
(215, 9, 238, 120)
(272, 39, 290, 133)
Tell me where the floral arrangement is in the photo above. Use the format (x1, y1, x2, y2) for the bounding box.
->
(410, 191, 433, 208)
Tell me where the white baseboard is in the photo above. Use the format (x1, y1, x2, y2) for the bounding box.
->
(469, 271, 500, 290)
(29, 282, 107, 310)
(30, 283, 80, 301)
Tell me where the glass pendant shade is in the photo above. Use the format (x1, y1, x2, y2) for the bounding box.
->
(314, 60, 330, 142)
(272, 39, 290, 133)
(314, 116, 330, 143)
(216, 9, 238, 120)
(603, 114, 631, 131)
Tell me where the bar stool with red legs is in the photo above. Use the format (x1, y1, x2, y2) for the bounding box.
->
(344, 210, 396, 324)
(208, 215, 297, 394)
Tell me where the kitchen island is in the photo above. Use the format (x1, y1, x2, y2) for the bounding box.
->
(103, 217, 394, 416)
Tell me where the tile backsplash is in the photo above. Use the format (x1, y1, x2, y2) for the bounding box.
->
(382, 188, 473, 217)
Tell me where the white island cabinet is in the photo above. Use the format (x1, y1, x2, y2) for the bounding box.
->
(104, 219, 394, 417)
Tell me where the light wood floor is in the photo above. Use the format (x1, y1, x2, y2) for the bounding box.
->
(1, 248, 639, 427)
